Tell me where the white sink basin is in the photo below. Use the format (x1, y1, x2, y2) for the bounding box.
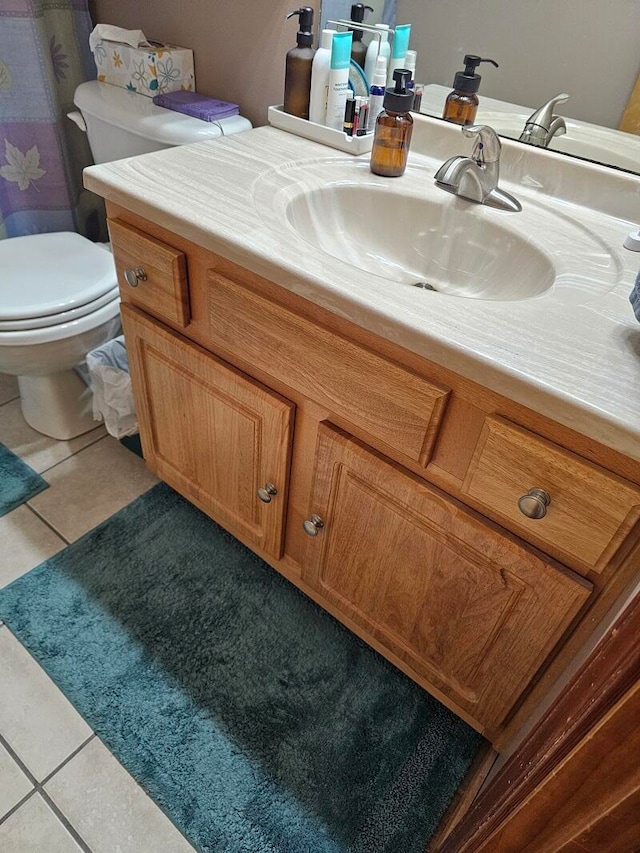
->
(285, 183, 554, 300)
(253, 159, 621, 303)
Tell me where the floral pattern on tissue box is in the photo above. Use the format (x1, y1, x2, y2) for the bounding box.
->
(92, 40, 195, 97)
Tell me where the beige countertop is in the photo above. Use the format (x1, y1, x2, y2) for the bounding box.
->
(84, 116, 640, 461)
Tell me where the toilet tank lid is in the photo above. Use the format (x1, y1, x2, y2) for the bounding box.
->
(0, 232, 117, 321)
(74, 81, 232, 146)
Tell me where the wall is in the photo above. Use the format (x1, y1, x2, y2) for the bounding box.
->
(398, 0, 640, 129)
(88, 0, 295, 127)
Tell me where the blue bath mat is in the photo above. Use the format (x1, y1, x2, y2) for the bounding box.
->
(0, 483, 484, 852)
(0, 442, 48, 517)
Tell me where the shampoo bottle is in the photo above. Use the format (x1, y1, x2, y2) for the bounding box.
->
(325, 30, 353, 131)
(370, 68, 414, 177)
(363, 24, 390, 87)
(387, 23, 411, 86)
(349, 3, 373, 70)
(442, 54, 499, 126)
(283, 7, 316, 120)
(309, 28, 335, 124)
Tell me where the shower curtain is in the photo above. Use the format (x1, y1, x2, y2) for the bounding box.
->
(0, 0, 103, 240)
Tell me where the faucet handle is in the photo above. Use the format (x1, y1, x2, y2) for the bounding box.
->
(462, 124, 502, 163)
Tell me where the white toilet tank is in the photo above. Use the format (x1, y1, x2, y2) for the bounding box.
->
(73, 81, 252, 164)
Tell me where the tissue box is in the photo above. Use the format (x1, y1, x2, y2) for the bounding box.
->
(92, 39, 195, 97)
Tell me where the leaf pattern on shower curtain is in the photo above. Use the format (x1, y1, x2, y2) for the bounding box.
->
(0, 59, 12, 90)
(0, 142, 46, 192)
(0, 0, 103, 239)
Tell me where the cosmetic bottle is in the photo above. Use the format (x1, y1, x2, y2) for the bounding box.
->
(283, 7, 316, 120)
(364, 24, 390, 87)
(387, 23, 411, 86)
(309, 28, 335, 124)
(370, 68, 414, 177)
(442, 54, 498, 126)
(325, 30, 353, 130)
(367, 54, 387, 130)
(349, 3, 373, 70)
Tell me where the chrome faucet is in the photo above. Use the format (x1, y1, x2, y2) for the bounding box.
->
(519, 93, 569, 148)
(434, 124, 521, 213)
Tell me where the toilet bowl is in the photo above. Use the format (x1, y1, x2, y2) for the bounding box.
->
(0, 80, 252, 440)
(0, 232, 120, 439)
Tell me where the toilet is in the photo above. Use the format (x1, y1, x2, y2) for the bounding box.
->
(0, 81, 251, 440)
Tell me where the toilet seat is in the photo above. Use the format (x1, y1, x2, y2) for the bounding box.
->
(0, 231, 118, 322)
(0, 286, 120, 331)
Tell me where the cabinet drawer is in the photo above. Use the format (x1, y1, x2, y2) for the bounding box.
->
(462, 416, 640, 573)
(206, 271, 450, 465)
(109, 219, 190, 328)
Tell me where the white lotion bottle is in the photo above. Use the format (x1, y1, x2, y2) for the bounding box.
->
(367, 54, 388, 130)
(309, 28, 334, 125)
(364, 24, 390, 89)
(325, 30, 353, 131)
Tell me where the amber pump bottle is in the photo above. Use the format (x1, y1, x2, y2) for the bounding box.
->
(442, 55, 499, 126)
(283, 7, 316, 120)
(370, 69, 414, 177)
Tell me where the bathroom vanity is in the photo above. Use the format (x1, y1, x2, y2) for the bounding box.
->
(85, 116, 640, 746)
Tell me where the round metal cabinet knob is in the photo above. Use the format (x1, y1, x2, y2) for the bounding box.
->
(257, 483, 278, 504)
(518, 488, 551, 519)
(303, 514, 324, 536)
(123, 267, 147, 288)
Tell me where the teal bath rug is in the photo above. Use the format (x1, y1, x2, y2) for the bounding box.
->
(0, 483, 484, 852)
(0, 442, 48, 517)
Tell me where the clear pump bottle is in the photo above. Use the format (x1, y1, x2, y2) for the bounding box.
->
(370, 69, 414, 177)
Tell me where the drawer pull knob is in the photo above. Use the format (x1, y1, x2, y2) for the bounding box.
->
(303, 514, 324, 536)
(257, 482, 278, 503)
(124, 267, 147, 287)
(518, 488, 551, 519)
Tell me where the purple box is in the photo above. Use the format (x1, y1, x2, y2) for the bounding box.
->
(152, 91, 240, 121)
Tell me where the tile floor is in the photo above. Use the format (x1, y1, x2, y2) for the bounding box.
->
(0, 373, 195, 852)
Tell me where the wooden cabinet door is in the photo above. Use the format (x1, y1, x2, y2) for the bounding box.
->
(122, 305, 294, 559)
(302, 424, 592, 731)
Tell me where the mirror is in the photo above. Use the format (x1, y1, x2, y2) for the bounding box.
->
(320, 0, 640, 175)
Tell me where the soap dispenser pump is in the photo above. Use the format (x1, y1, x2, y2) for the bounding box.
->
(349, 4, 374, 69)
(284, 6, 316, 120)
(443, 54, 499, 126)
(370, 68, 414, 177)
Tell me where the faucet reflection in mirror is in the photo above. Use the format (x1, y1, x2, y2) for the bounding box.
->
(519, 93, 570, 148)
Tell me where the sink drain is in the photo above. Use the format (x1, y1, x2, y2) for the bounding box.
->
(412, 281, 438, 291)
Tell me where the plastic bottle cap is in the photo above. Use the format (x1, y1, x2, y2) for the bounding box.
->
(350, 4, 373, 39)
(319, 28, 334, 51)
(286, 6, 314, 47)
(623, 229, 640, 251)
(372, 55, 388, 87)
(451, 55, 499, 95)
(383, 68, 414, 112)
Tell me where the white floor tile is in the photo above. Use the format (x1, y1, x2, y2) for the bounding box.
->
(0, 506, 65, 589)
(0, 793, 82, 852)
(45, 738, 195, 853)
(0, 373, 19, 407)
(0, 742, 33, 820)
(0, 628, 92, 781)
(28, 435, 157, 542)
(0, 399, 105, 474)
